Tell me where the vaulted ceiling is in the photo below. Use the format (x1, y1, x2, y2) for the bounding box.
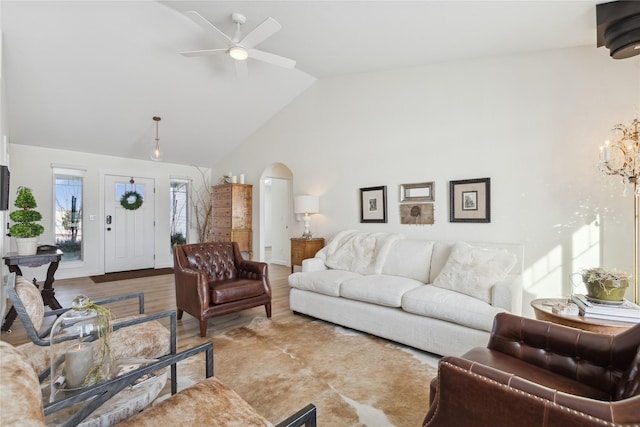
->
(2, 1, 600, 167)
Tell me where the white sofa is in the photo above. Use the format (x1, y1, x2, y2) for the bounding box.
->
(288, 231, 524, 357)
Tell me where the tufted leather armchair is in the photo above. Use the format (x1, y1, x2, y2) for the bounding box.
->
(424, 312, 640, 427)
(173, 242, 272, 337)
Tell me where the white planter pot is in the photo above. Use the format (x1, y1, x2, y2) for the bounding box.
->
(16, 237, 38, 256)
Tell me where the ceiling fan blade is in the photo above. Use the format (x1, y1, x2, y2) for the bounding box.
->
(235, 60, 249, 78)
(240, 17, 282, 48)
(185, 11, 234, 47)
(248, 49, 296, 69)
(180, 48, 228, 57)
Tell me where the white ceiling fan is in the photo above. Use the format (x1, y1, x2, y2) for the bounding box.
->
(180, 11, 296, 76)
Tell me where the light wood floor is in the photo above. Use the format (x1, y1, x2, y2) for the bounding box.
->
(1, 263, 296, 352)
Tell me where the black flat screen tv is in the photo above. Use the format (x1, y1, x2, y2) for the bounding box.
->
(0, 165, 10, 211)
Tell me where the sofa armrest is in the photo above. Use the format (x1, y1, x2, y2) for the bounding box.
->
(424, 357, 637, 426)
(174, 267, 210, 312)
(237, 260, 271, 297)
(237, 259, 268, 279)
(491, 274, 522, 314)
(301, 258, 327, 272)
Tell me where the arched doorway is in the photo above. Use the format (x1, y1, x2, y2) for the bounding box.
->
(259, 163, 293, 265)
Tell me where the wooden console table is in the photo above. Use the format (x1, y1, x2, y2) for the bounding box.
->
(2, 249, 64, 332)
(531, 297, 632, 335)
(290, 238, 324, 273)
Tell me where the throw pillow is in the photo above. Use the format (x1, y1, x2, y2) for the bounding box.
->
(433, 242, 517, 304)
(15, 276, 44, 332)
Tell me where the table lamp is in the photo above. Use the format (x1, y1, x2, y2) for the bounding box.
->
(294, 195, 319, 239)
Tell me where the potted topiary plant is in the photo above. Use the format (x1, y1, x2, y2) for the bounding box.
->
(9, 186, 44, 256)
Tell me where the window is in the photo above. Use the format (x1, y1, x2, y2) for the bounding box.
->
(116, 182, 145, 201)
(170, 179, 189, 250)
(53, 167, 85, 262)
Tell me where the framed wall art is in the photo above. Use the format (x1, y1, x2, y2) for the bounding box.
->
(400, 203, 434, 225)
(449, 178, 491, 223)
(360, 186, 387, 223)
(399, 182, 434, 202)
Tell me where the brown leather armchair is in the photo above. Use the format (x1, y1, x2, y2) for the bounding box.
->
(173, 242, 272, 337)
(424, 312, 640, 427)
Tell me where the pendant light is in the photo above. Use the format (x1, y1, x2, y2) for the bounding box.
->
(151, 116, 163, 161)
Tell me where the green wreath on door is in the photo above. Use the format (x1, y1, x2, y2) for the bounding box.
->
(120, 191, 143, 210)
(120, 177, 143, 210)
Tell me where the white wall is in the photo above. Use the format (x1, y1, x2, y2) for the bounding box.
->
(213, 46, 640, 316)
(0, 2, 8, 319)
(7, 144, 210, 280)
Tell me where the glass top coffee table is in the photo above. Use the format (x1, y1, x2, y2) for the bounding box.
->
(531, 298, 633, 334)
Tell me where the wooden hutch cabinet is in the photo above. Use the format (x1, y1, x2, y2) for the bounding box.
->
(210, 183, 253, 259)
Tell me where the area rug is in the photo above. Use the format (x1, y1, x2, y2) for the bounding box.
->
(167, 317, 437, 427)
(89, 268, 173, 283)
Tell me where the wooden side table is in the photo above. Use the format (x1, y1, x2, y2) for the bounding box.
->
(531, 298, 632, 334)
(290, 238, 324, 273)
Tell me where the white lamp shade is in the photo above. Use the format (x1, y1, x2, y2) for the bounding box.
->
(294, 195, 319, 214)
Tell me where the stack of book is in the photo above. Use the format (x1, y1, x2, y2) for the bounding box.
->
(570, 294, 640, 323)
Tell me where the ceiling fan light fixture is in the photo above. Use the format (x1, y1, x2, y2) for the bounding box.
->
(181, 11, 295, 74)
(229, 46, 248, 61)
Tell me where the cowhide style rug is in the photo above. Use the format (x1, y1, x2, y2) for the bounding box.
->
(165, 317, 437, 427)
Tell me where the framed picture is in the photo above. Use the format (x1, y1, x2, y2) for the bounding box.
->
(400, 203, 434, 225)
(360, 186, 387, 223)
(399, 182, 434, 202)
(449, 178, 490, 223)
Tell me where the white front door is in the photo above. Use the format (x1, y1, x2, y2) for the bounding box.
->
(104, 175, 155, 273)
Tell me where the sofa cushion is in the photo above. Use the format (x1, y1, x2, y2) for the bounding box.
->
(340, 275, 424, 307)
(116, 377, 273, 427)
(210, 279, 265, 304)
(401, 285, 505, 332)
(433, 242, 517, 303)
(381, 239, 434, 283)
(0, 341, 45, 426)
(15, 276, 44, 332)
(288, 270, 362, 297)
